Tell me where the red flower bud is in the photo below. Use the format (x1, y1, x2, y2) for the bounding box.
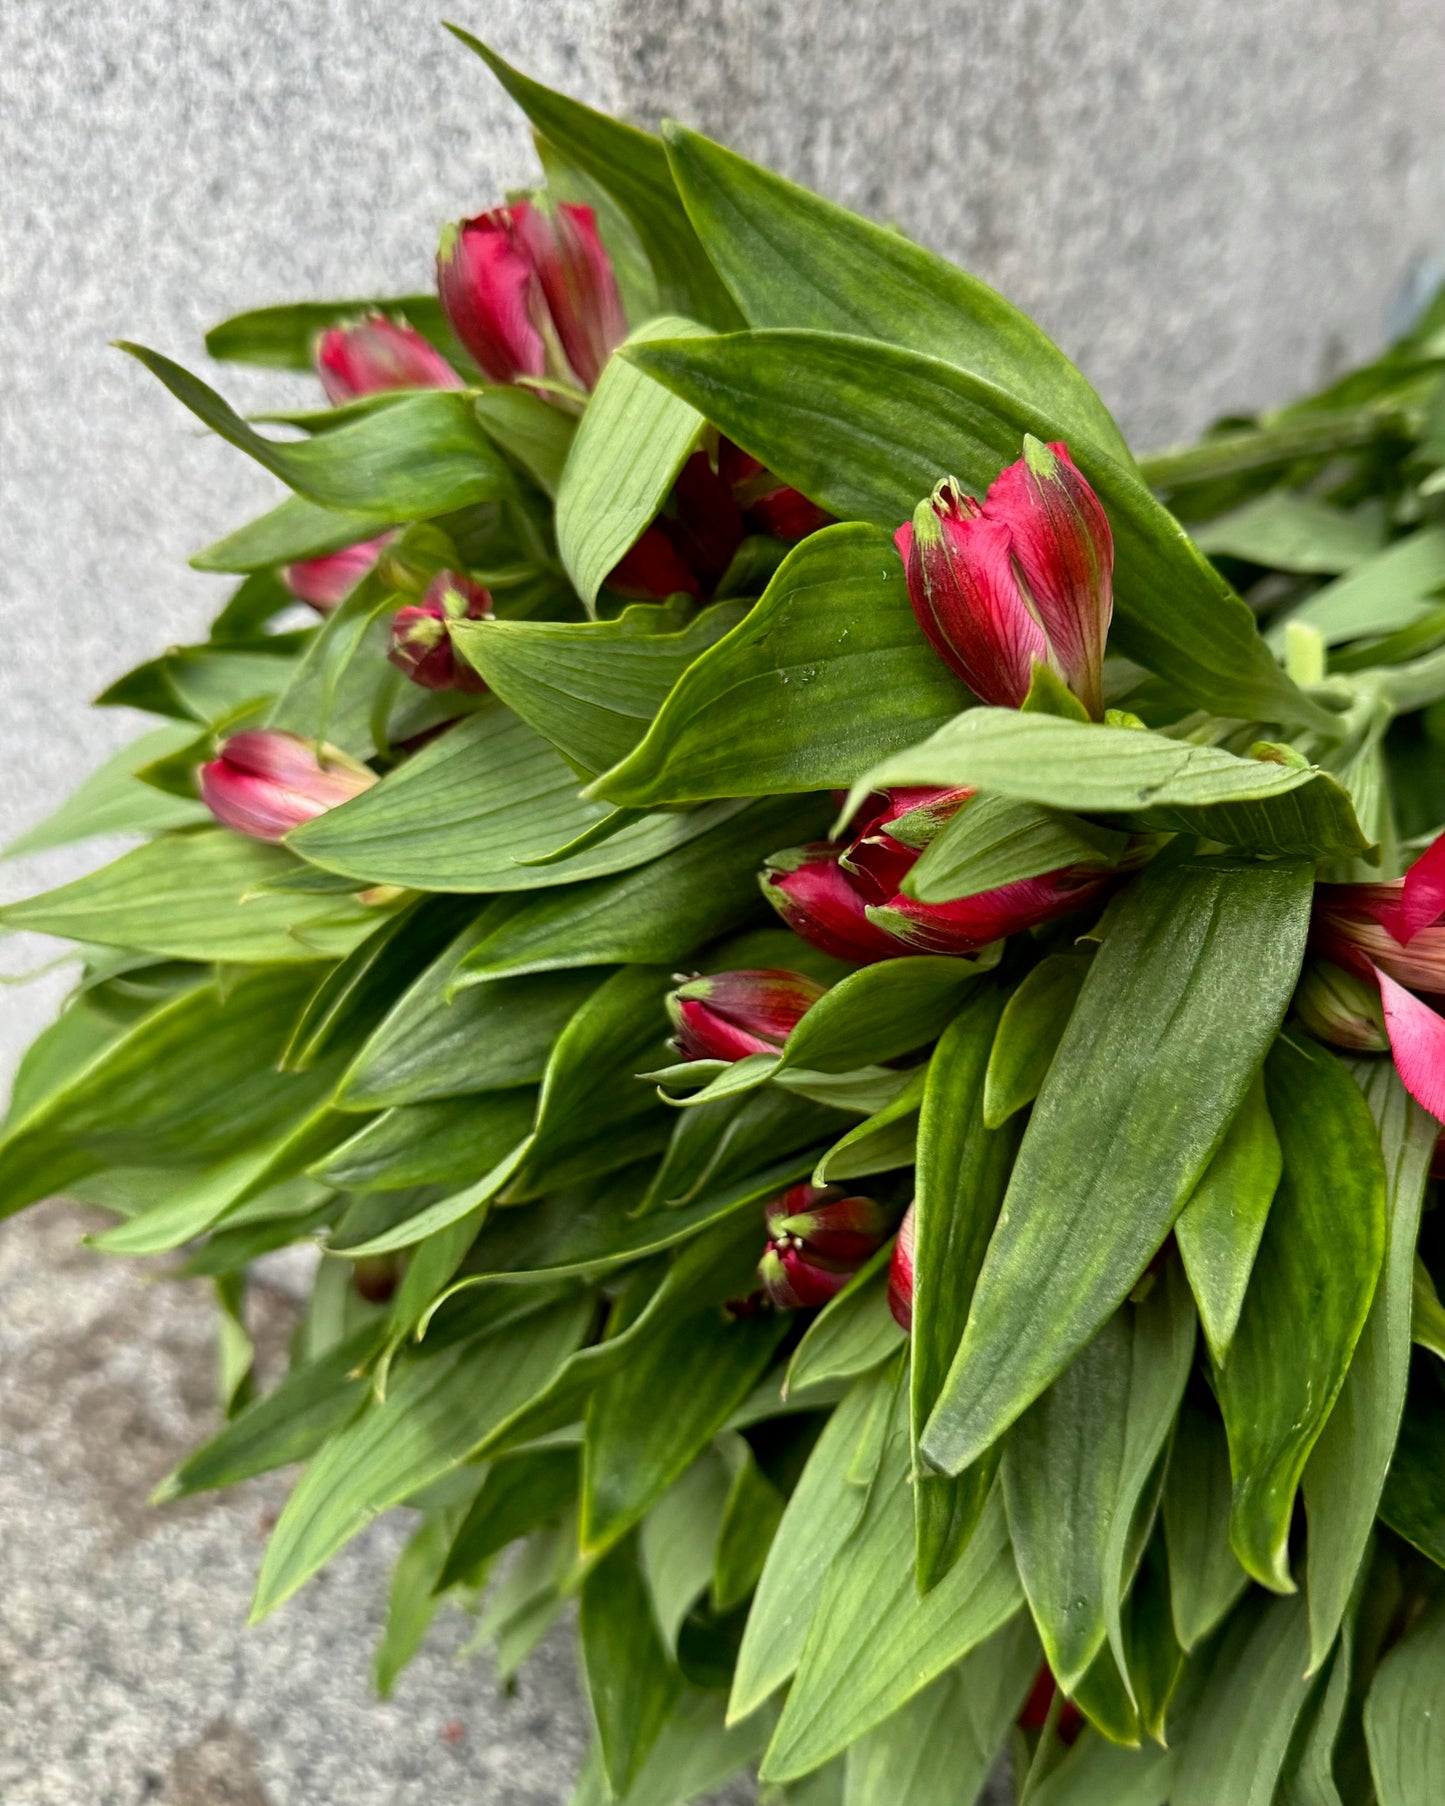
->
(285, 534, 393, 613)
(888, 1202, 915, 1332)
(437, 199, 625, 392)
(604, 452, 746, 600)
(198, 731, 375, 843)
(1017, 1665, 1084, 1743)
(758, 1243, 854, 1311)
(895, 439, 1113, 718)
(386, 571, 492, 692)
(757, 1184, 889, 1310)
(314, 315, 461, 403)
(666, 968, 827, 1062)
(718, 439, 832, 541)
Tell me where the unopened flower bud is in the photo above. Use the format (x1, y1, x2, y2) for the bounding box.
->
(666, 968, 826, 1062)
(386, 570, 493, 692)
(315, 315, 461, 403)
(198, 731, 375, 843)
(285, 534, 393, 613)
(1295, 957, 1389, 1052)
(757, 1183, 890, 1311)
(888, 1202, 916, 1332)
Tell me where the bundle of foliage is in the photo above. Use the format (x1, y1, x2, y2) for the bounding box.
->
(4, 26, 1445, 1805)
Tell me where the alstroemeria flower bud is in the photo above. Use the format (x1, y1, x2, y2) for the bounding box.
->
(888, 1202, 915, 1332)
(285, 535, 393, 613)
(894, 439, 1114, 718)
(1294, 958, 1389, 1052)
(605, 452, 745, 600)
(667, 968, 827, 1062)
(314, 315, 462, 403)
(387, 571, 492, 692)
(198, 731, 375, 843)
(757, 1184, 889, 1310)
(437, 199, 626, 392)
(718, 440, 831, 541)
(762, 789, 1111, 965)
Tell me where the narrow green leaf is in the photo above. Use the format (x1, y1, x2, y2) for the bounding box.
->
(1217, 1035, 1387, 1590)
(0, 829, 374, 963)
(374, 1504, 470, 1697)
(1364, 1599, 1445, 1804)
(192, 492, 394, 574)
(592, 524, 969, 807)
(556, 316, 711, 606)
(624, 332, 1330, 729)
(783, 956, 989, 1076)
(1161, 1401, 1249, 1650)
(714, 1437, 787, 1612)
(2, 725, 208, 857)
(848, 711, 1368, 861)
(1191, 491, 1386, 573)
(606, 1689, 773, 1806)
(923, 858, 1311, 1476)
(812, 1070, 925, 1183)
(640, 1450, 732, 1650)
(452, 599, 745, 775)
(1303, 1062, 1435, 1665)
(1284, 526, 1445, 645)
(436, 1447, 579, 1592)
(251, 1295, 591, 1619)
(314, 1092, 537, 1193)
(786, 1257, 904, 1396)
(982, 952, 1091, 1128)
(905, 794, 1127, 905)
(1379, 1368, 1445, 1568)
(471, 383, 575, 495)
(120, 343, 513, 518)
(912, 989, 1019, 1590)
(662, 124, 1130, 464)
(1414, 1257, 1445, 1362)
(1174, 1072, 1282, 1363)
(205, 294, 460, 372)
(579, 1534, 683, 1797)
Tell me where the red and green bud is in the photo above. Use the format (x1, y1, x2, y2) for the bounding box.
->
(762, 788, 1111, 965)
(1294, 957, 1388, 1052)
(285, 534, 393, 613)
(314, 315, 461, 403)
(387, 571, 492, 692)
(888, 1202, 915, 1332)
(894, 438, 1114, 718)
(758, 1184, 890, 1310)
(718, 440, 832, 541)
(666, 968, 826, 1062)
(437, 198, 626, 392)
(198, 731, 375, 843)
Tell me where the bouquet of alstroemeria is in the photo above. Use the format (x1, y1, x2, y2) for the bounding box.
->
(4, 26, 1445, 1805)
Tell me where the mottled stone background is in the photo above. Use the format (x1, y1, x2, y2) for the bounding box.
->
(1, 1, 1442, 1800)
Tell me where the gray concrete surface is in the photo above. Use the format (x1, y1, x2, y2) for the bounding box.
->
(1, 0, 1443, 1800)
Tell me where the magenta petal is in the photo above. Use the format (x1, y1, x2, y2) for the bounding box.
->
(1399, 831, 1445, 943)
(1376, 965, 1445, 1122)
(513, 200, 627, 391)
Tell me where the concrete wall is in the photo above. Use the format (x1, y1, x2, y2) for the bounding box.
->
(1, 2, 1442, 1801)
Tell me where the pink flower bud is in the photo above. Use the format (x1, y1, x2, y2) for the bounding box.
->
(757, 1184, 889, 1310)
(666, 969, 827, 1062)
(314, 315, 462, 404)
(437, 199, 625, 392)
(888, 1202, 915, 1332)
(895, 439, 1114, 718)
(198, 731, 376, 843)
(718, 440, 831, 541)
(386, 571, 492, 692)
(284, 535, 393, 614)
(1294, 958, 1389, 1052)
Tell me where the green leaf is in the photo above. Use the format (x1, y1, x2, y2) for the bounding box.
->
(1216, 1035, 1388, 1590)
(582, 1307, 787, 1556)
(911, 989, 1020, 1590)
(447, 31, 742, 328)
(1172, 1593, 1316, 1806)
(982, 951, 1091, 1128)
(204, 293, 461, 372)
(120, 343, 513, 518)
(314, 1092, 538, 1192)
(451, 795, 827, 981)
(0, 829, 375, 963)
(640, 1449, 732, 1650)
(1161, 1401, 1249, 1650)
(591, 524, 968, 807)
(1027, 1732, 1175, 1806)
(904, 795, 1127, 905)
(286, 699, 750, 891)
(842, 1614, 1039, 1806)
(759, 1431, 1024, 1784)
(579, 1534, 684, 1798)
(2, 725, 209, 857)
(729, 1371, 887, 1721)
(624, 332, 1331, 729)
(1174, 1071, 1282, 1363)
(922, 858, 1312, 1475)
(662, 124, 1130, 465)
(1283, 526, 1445, 645)
(556, 316, 712, 606)
(452, 598, 745, 775)
(782, 956, 989, 1076)
(847, 711, 1369, 862)
(1303, 1062, 1436, 1665)
(1364, 1599, 1445, 1804)
(812, 1072, 925, 1183)
(192, 492, 395, 575)
(786, 1258, 904, 1396)
(335, 912, 598, 1109)
(714, 1436, 787, 1612)
(250, 1295, 592, 1620)
(1191, 491, 1386, 573)
(1415, 1257, 1445, 1362)
(471, 383, 575, 495)
(437, 1448, 580, 1592)
(1002, 1265, 1194, 1692)
(605, 1689, 773, 1806)
(1379, 1368, 1445, 1567)
(156, 1320, 386, 1501)
(374, 1504, 470, 1697)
